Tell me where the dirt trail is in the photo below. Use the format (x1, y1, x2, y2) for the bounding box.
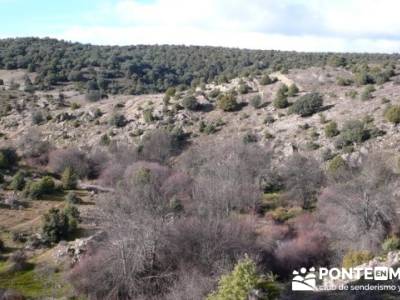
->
(271, 72, 303, 91)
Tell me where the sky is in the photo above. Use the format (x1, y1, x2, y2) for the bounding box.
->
(1, 0, 400, 53)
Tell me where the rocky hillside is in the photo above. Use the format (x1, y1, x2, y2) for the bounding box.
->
(1, 65, 399, 163)
(1, 53, 400, 299)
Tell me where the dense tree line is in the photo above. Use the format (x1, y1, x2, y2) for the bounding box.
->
(0, 38, 399, 94)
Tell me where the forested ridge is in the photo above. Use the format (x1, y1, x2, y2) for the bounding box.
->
(0, 37, 399, 94)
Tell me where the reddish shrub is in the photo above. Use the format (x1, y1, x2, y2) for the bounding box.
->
(98, 162, 125, 187)
(273, 214, 330, 276)
(160, 171, 193, 199)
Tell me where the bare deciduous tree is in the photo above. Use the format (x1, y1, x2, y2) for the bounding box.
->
(280, 154, 325, 209)
(48, 148, 89, 178)
(182, 138, 272, 218)
(318, 154, 400, 256)
(69, 158, 269, 299)
(18, 128, 52, 165)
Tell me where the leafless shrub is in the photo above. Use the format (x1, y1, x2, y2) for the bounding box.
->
(160, 171, 192, 200)
(159, 217, 260, 275)
(164, 269, 214, 300)
(98, 162, 126, 187)
(69, 154, 269, 299)
(318, 154, 400, 257)
(181, 138, 272, 217)
(139, 128, 184, 163)
(48, 148, 89, 178)
(18, 129, 52, 165)
(108, 143, 139, 165)
(279, 154, 325, 209)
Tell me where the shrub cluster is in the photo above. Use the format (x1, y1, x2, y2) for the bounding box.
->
(342, 250, 373, 268)
(23, 176, 56, 199)
(42, 205, 80, 243)
(335, 120, 370, 148)
(0, 148, 18, 170)
(62, 167, 78, 189)
(385, 105, 400, 124)
(287, 83, 299, 97)
(10, 171, 26, 191)
(360, 85, 375, 101)
(273, 84, 289, 109)
(218, 93, 239, 112)
(182, 95, 199, 111)
(109, 113, 127, 128)
(260, 74, 273, 85)
(289, 93, 323, 117)
(324, 121, 339, 138)
(207, 256, 279, 300)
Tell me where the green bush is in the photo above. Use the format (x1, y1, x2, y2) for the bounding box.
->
(169, 196, 184, 213)
(328, 55, 347, 67)
(324, 121, 339, 137)
(273, 96, 289, 109)
(208, 89, 220, 98)
(61, 167, 77, 190)
(327, 155, 347, 175)
(181, 95, 199, 111)
(275, 84, 288, 99)
(85, 90, 101, 102)
(10, 171, 25, 191)
(345, 90, 358, 99)
(207, 256, 280, 300)
(290, 92, 323, 117)
(384, 105, 400, 124)
(42, 205, 80, 243)
(65, 191, 80, 204)
(260, 74, 272, 85)
(205, 124, 217, 135)
(238, 84, 251, 94)
(0, 147, 18, 170)
(218, 93, 239, 112)
(273, 85, 289, 109)
(287, 84, 299, 97)
(32, 110, 45, 125)
(243, 133, 258, 144)
(342, 250, 373, 269)
(24, 176, 56, 199)
(354, 71, 374, 86)
(335, 120, 370, 148)
(109, 113, 127, 127)
(200, 122, 217, 135)
(382, 236, 400, 253)
(336, 77, 352, 86)
(321, 148, 335, 161)
(270, 207, 302, 223)
(360, 85, 375, 101)
(143, 109, 154, 123)
(100, 134, 111, 146)
(250, 95, 262, 109)
(40, 176, 55, 193)
(165, 87, 176, 97)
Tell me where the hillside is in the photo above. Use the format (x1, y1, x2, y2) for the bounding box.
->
(1, 39, 400, 299)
